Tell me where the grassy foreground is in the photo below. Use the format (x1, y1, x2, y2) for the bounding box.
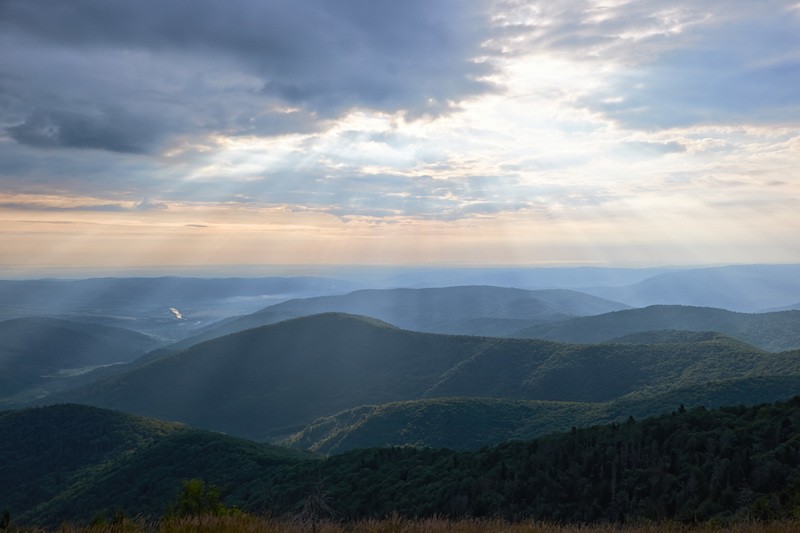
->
(12, 516, 800, 533)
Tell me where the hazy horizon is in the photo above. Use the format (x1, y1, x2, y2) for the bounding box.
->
(0, 261, 797, 282)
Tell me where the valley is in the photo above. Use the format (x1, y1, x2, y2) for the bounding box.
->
(3, 265, 800, 528)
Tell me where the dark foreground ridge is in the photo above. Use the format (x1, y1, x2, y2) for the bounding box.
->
(4, 398, 800, 527)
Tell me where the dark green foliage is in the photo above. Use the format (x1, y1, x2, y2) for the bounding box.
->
(276, 397, 800, 524)
(511, 305, 800, 352)
(604, 329, 727, 344)
(286, 375, 800, 454)
(0, 404, 312, 526)
(50, 313, 800, 440)
(8, 399, 800, 526)
(282, 398, 601, 454)
(168, 479, 229, 518)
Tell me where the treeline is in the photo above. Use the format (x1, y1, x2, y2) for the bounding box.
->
(5, 399, 800, 527)
(261, 399, 800, 524)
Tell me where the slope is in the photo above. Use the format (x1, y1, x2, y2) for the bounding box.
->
(129, 286, 630, 362)
(8, 399, 800, 525)
(0, 404, 310, 527)
(54, 313, 483, 440)
(286, 374, 800, 455)
(52, 314, 800, 441)
(257, 286, 631, 334)
(0, 317, 161, 403)
(510, 305, 800, 352)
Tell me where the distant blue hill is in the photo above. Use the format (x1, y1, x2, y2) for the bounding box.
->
(510, 304, 800, 352)
(581, 264, 800, 311)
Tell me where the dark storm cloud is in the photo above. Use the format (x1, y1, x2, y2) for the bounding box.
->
(7, 108, 157, 153)
(0, 0, 496, 153)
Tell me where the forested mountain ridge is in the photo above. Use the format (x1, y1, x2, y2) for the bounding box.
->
(6, 398, 800, 526)
(511, 305, 800, 352)
(48, 313, 800, 441)
(285, 374, 800, 454)
(0, 404, 311, 526)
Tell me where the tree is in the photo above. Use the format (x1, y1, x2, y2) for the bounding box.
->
(167, 479, 230, 518)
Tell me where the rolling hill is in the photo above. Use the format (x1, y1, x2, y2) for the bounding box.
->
(0, 276, 358, 342)
(7, 399, 800, 526)
(0, 404, 310, 526)
(258, 286, 631, 334)
(510, 305, 800, 352)
(50, 313, 800, 441)
(0, 317, 161, 404)
(52, 314, 480, 439)
(171, 286, 631, 347)
(287, 374, 800, 454)
(581, 264, 800, 311)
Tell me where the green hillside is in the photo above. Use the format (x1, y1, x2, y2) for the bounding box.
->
(604, 329, 725, 344)
(0, 317, 160, 404)
(0, 404, 184, 524)
(511, 305, 800, 352)
(282, 398, 600, 453)
(7, 399, 800, 526)
(53, 313, 481, 439)
(50, 313, 800, 441)
(286, 375, 800, 455)
(424, 335, 786, 402)
(0, 404, 311, 527)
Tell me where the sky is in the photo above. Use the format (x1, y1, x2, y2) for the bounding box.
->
(1, 0, 799, 274)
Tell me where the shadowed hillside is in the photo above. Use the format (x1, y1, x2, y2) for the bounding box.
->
(511, 305, 800, 352)
(52, 314, 481, 439)
(258, 286, 631, 334)
(286, 374, 800, 454)
(169, 286, 630, 349)
(0, 317, 160, 404)
(0, 404, 310, 526)
(49, 314, 800, 441)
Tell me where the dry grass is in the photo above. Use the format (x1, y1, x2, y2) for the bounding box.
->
(11, 516, 800, 533)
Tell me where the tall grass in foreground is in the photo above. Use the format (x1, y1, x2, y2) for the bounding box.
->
(19, 516, 800, 533)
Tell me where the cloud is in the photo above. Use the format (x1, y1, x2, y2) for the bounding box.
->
(7, 108, 157, 153)
(495, 0, 800, 129)
(0, 0, 497, 156)
(0, 202, 131, 212)
(622, 141, 686, 155)
(0, 0, 797, 232)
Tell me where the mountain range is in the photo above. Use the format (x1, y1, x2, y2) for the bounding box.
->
(511, 305, 800, 352)
(48, 313, 800, 442)
(580, 264, 800, 311)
